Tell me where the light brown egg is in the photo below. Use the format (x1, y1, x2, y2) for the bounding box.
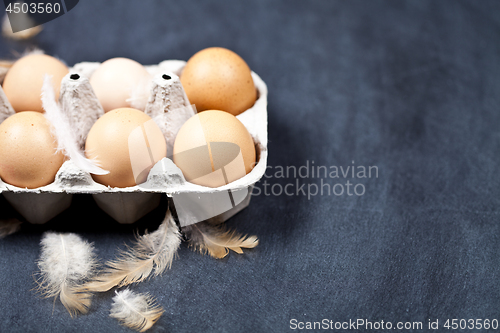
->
(2, 54, 69, 113)
(90, 58, 151, 112)
(0, 111, 64, 188)
(173, 110, 255, 188)
(85, 108, 167, 188)
(180, 47, 256, 116)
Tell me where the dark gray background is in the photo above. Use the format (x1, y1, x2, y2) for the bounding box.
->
(0, 1, 499, 332)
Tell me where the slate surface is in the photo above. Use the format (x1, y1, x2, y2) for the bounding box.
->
(0, 1, 499, 332)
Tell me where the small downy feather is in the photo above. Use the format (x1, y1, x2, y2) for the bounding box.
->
(110, 289, 164, 332)
(36, 232, 98, 317)
(182, 222, 259, 259)
(86, 209, 181, 292)
(0, 218, 22, 239)
(41, 75, 109, 175)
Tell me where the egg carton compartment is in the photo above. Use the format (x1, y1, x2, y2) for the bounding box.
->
(0, 60, 268, 225)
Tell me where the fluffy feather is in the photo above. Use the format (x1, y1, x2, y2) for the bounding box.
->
(110, 289, 164, 332)
(86, 210, 181, 292)
(0, 218, 22, 239)
(36, 232, 98, 317)
(182, 222, 259, 259)
(41, 76, 109, 175)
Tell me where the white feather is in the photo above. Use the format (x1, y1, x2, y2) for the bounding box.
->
(41, 75, 109, 175)
(36, 232, 98, 317)
(110, 289, 164, 332)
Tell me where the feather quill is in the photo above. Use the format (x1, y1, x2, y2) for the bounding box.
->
(0, 218, 22, 239)
(41, 75, 109, 175)
(86, 210, 181, 292)
(110, 289, 164, 332)
(36, 232, 98, 317)
(182, 222, 259, 259)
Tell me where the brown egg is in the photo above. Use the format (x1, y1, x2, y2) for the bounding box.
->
(2, 54, 69, 113)
(90, 58, 151, 112)
(180, 47, 256, 116)
(173, 110, 255, 188)
(0, 111, 64, 188)
(85, 108, 167, 188)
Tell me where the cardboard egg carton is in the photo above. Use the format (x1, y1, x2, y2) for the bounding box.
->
(0, 60, 268, 225)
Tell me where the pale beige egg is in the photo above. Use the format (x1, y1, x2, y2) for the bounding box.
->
(180, 47, 256, 116)
(0, 111, 64, 188)
(173, 110, 255, 188)
(85, 108, 167, 188)
(90, 58, 151, 112)
(2, 54, 69, 113)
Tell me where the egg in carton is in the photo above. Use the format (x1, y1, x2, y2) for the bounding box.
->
(0, 58, 268, 225)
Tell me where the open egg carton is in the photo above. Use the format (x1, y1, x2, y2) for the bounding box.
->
(0, 59, 268, 225)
